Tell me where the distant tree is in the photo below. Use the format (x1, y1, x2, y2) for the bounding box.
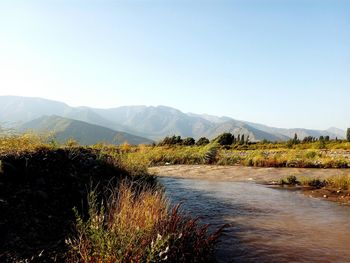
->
(245, 135, 250, 144)
(237, 134, 241, 144)
(158, 135, 183, 146)
(324, 135, 330, 142)
(196, 137, 210, 146)
(240, 134, 245, 145)
(302, 136, 314, 143)
(292, 133, 299, 144)
(182, 137, 195, 146)
(347, 128, 350, 142)
(215, 133, 234, 146)
(319, 136, 324, 141)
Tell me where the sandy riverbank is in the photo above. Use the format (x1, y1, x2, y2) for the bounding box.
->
(149, 165, 349, 183)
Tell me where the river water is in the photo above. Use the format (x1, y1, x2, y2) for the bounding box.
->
(159, 177, 350, 263)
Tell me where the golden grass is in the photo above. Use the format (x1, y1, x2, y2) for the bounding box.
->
(67, 181, 223, 262)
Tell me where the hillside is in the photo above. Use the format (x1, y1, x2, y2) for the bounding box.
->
(20, 115, 153, 145)
(0, 96, 345, 142)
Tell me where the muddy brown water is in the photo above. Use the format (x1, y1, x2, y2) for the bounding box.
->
(153, 166, 350, 263)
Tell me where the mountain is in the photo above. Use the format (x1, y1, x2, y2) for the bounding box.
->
(19, 115, 153, 145)
(244, 121, 344, 141)
(0, 96, 345, 142)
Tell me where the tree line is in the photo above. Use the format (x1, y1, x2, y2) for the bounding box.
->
(157, 132, 250, 146)
(158, 129, 350, 147)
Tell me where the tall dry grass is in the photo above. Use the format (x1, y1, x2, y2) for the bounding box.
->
(67, 181, 224, 263)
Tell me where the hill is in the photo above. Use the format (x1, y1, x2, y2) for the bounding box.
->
(0, 96, 345, 142)
(20, 115, 153, 145)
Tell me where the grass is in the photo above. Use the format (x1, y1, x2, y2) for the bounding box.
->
(0, 135, 225, 262)
(66, 181, 225, 263)
(279, 174, 350, 190)
(117, 143, 350, 169)
(2, 133, 350, 169)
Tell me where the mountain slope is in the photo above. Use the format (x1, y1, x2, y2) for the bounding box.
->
(0, 96, 345, 141)
(20, 115, 153, 145)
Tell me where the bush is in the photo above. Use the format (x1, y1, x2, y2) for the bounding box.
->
(280, 175, 299, 185)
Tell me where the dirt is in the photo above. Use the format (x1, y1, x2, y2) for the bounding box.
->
(303, 188, 350, 205)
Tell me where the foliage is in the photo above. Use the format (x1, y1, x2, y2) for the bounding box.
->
(214, 133, 234, 146)
(196, 137, 210, 146)
(182, 137, 195, 146)
(158, 136, 183, 146)
(326, 175, 350, 190)
(280, 175, 299, 185)
(67, 181, 224, 262)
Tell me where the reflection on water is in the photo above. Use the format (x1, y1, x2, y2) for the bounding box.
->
(159, 177, 350, 263)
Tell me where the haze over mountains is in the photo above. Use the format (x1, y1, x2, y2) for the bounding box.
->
(0, 96, 345, 144)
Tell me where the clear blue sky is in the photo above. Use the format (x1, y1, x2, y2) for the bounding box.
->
(0, 0, 349, 130)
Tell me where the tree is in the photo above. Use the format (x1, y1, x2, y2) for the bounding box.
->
(182, 137, 195, 146)
(240, 134, 245, 145)
(292, 133, 299, 144)
(324, 135, 330, 142)
(158, 135, 183, 146)
(347, 128, 350, 142)
(196, 137, 210, 146)
(215, 133, 234, 146)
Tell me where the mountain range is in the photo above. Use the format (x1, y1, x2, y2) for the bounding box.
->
(0, 96, 345, 144)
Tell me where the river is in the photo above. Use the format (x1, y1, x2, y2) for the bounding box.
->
(158, 175, 350, 263)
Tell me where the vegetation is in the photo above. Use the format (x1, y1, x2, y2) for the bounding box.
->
(0, 134, 223, 262)
(116, 134, 350, 168)
(279, 174, 350, 190)
(67, 181, 224, 262)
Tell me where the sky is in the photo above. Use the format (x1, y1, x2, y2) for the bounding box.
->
(0, 0, 349, 130)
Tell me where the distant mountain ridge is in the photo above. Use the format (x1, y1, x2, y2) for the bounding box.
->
(19, 115, 153, 145)
(0, 96, 345, 142)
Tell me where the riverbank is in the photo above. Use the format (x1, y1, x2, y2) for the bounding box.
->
(0, 135, 222, 262)
(150, 165, 350, 204)
(150, 165, 349, 183)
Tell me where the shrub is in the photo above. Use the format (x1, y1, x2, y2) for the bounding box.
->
(280, 175, 299, 185)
